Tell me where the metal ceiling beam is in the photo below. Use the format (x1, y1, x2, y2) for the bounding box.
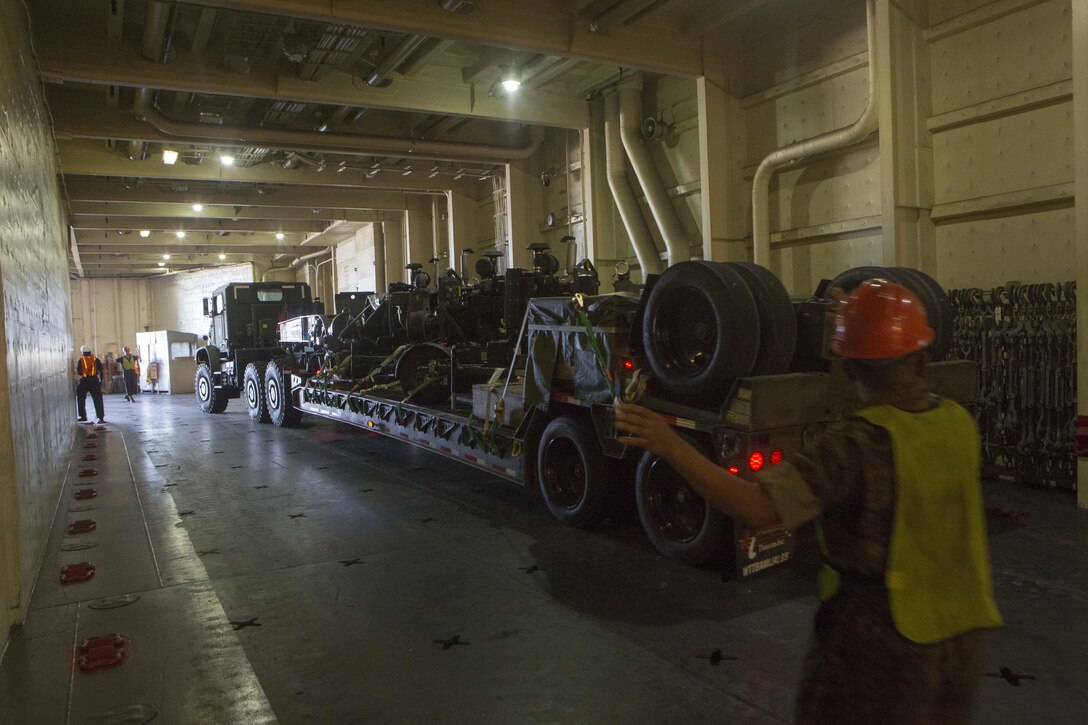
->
(74, 229, 307, 245)
(62, 177, 424, 210)
(163, 0, 703, 75)
(74, 244, 307, 255)
(69, 202, 392, 222)
(56, 141, 483, 194)
(36, 33, 589, 128)
(71, 217, 328, 233)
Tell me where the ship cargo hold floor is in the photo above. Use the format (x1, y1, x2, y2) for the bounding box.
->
(1, 395, 1085, 724)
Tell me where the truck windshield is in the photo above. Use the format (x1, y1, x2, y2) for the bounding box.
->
(257, 290, 284, 302)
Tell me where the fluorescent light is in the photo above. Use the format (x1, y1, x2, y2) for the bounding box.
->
(500, 65, 521, 92)
(139, 230, 151, 238)
(175, 231, 186, 239)
(275, 232, 285, 241)
(162, 254, 171, 260)
(162, 149, 178, 165)
(157, 261, 165, 267)
(220, 154, 235, 166)
(191, 203, 204, 212)
(218, 253, 226, 260)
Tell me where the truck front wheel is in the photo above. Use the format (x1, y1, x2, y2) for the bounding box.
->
(635, 438, 731, 565)
(537, 415, 609, 528)
(195, 363, 228, 414)
(265, 360, 302, 428)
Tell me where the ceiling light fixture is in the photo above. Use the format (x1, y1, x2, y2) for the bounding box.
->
(501, 65, 521, 93)
(175, 231, 186, 239)
(191, 203, 204, 212)
(162, 149, 178, 165)
(275, 232, 285, 241)
(220, 154, 235, 166)
(157, 261, 166, 267)
(162, 254, 171, 260)
(139, 230, 151, 238)
(218, 253, 226, 260)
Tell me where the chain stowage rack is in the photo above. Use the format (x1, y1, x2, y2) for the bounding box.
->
(949, 282, 1076, 490)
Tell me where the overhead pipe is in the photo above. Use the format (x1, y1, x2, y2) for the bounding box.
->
(366, 35, 427, 87)
(605, 93, 663, 276)
(290, 248, 332, 267)
(752, 0, 879, 267)
(618, 74, 690, 265)
(131, 92, 546, 163)
(141, 1, 172, 62)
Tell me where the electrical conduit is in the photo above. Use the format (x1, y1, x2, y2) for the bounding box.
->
(751, 0, 879, 268)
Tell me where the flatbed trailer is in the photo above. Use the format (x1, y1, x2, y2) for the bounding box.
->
(289, 359, 978, 577)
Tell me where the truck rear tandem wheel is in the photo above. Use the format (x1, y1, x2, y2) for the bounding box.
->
(265, 359, 303, 428)
(244, 362, 271, 424)
(195, 363, 229, 414)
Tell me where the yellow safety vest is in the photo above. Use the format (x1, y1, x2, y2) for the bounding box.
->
(818, 398, 1003, 644)
(120, 355, 137, 371)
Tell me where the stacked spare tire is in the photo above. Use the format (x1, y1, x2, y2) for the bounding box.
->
(640, 261, 953, 409)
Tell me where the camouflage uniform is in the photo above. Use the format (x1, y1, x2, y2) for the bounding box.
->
(757, 380, 986, 724)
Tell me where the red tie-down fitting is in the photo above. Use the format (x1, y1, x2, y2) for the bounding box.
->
(75, 634, 130, 673)
(60, 562, 96, 584)
(78, 468, 98, 478)
(1074, 416, 1088, 458)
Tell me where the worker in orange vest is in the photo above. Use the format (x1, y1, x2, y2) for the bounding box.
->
(616, 279, 1001, 724)
(75, 344, 106, 424)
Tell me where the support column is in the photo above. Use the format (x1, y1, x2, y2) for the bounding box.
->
(507, 159, 537, 269)
(404, 195, 436, 270)
(1073, 0, 1088, 508)
(876, 0, 935, 272)
(373, 222, 387, 292)
(697, 35, 746, 263)
(447, 190, 476, 259)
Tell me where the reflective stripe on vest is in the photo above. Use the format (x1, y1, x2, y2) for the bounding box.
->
(818, 398, 1003, 643)
(121, 355, 136, 371)
(80, 356, 97, 378)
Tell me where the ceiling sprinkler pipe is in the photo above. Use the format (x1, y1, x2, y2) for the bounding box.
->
(751, 0, 878, 268)
(290, 248, 332, 267)
(589, 0, 659, 33)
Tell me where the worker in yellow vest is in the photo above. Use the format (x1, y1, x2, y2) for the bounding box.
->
(118, 346, 140, 402)
(615, 278, 1002, 724)
(74, 344, 106, 424)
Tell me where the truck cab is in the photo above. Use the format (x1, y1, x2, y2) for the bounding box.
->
(195, 282, 323, 419)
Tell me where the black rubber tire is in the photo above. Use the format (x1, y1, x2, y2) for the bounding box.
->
(888, 267, 954, 361)
(195, 363, 228, 414)
(396, 343, 449, 405)
(724, 262, 797, 375)
(537, 415, 610, 528)
(824, 266, 891, 297)
(243, 362, 271, 424)
(642, 261, 760, 406)
(265, 359, 302, 428)
(635, 435, 731, 565)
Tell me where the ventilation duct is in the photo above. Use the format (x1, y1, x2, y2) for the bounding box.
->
(604, 93, 663, 277)
(366, 35, 427, 87)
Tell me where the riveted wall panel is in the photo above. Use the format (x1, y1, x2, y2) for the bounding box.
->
(69, 278, 152, 356)
(930, 0, 1071, 114)
(767, 143, 882, 233)
(0, 0, 74, 633)
(935, 207, 1074, 289)
(932, 101, 1073, 202)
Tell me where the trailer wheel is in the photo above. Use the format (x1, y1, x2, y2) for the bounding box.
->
(243, 362, 271, 424)
(396, 343, 449, 405)
(635, 438, 731, 565)
(195, 363, 228, 414)
(537, 415, 609, 528)
(726, 262, 797, 375)
(265, 359, 301, 428)
(642, 261, 760, 406)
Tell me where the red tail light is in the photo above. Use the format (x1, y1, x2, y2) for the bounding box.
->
(622, 358, 634, 371)
(727, 465, 740, 475)
(770, 449, 784, 465)
(748, 452, 764, 471)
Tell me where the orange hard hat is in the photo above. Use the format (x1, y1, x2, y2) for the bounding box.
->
(831, 278, 934, 359)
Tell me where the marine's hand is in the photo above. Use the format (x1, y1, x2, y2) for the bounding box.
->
(614, 400, 682, 458)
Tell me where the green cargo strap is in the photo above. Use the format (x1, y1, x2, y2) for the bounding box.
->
(574, 303, 617, 400)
